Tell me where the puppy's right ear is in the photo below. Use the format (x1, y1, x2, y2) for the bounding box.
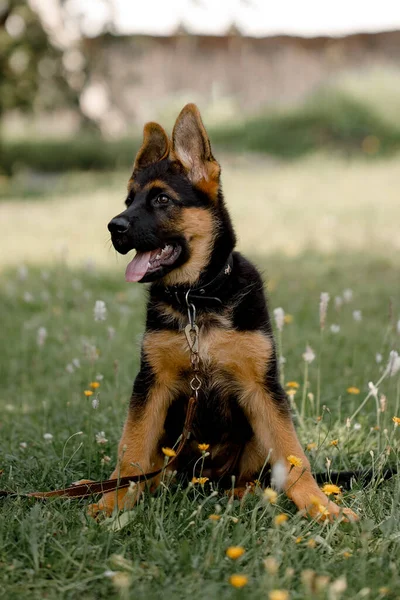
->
(132, 122, 170, 174)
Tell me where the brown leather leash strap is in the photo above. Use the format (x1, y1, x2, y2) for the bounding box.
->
(0, 396, 197, 501)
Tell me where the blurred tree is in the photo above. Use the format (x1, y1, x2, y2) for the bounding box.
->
(0, 0, 83, 125)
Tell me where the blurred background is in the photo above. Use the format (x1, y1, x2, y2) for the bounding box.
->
(1, 0, 400, 270)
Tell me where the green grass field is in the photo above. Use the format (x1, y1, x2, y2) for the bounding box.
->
(1, 158, 400, 599)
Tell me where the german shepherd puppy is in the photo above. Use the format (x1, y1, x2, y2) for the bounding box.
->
(92, 104, 357, 521)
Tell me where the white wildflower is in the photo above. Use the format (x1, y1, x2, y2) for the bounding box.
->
(108, 326, 116, 340)
(23, 292, 33, 303)
(94, 300, 107, 322)
(271, 459, 287, 491)
(127, 481, 136, 495)
(353, 423, 362, 431)
(368, 381, 378, 399)
(330, 576, 347, 600)
(376, 353, 382, 364)
(43, 433, 53, 441)
(334, 296, 343, 310)
(96, 431, 108, 445)
(319, 292, 330, 330)
(66, 363, 74, 373)
(18, 265, 28, 280)
(343, 289, 353, 303)
(37, 327, 47, 347)
(380, 394, 387, 412)
(346, 418, 351, 429)
(303, 345, 316, 364)
(92, 398, 99, 409)
(386, 350, 400, 377)
(96, 373, 104, 381)
(19, 442, 27, 449)
(85, 258, 96, 272)
(273, 307, 285, 332)
(353, 310, 362, 322)
(101, 455, 111, 465)
(279, 355, 286, 365)
(330, 324, 340, 334)
(72, 358, 80, 368)
(104, 570, 117, 578)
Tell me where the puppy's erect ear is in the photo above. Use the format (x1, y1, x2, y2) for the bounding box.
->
(172, 104, 220, 198)
(133, 122, 170, 173)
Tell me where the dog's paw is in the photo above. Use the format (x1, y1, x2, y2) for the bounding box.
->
(306, 497, 359, 522)
(87, 499, 114, 520)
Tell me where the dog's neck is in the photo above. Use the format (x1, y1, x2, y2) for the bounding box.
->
(152, 252, 234, 310)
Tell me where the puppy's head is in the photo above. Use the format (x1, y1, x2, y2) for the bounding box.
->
(108, 104, 222, 286)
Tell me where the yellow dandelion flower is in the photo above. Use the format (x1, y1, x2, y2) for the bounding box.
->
(192, 476, 209, 485)
(274, 514, 288, 526)
(392, 416, 400, 425)
(379, 587, 390, 596)
(208, 514, 220, 521)
(307, 538, 317, 549)
(342, 551, 352, 559)
(263, 488, 278, 504)
(286, 381, 299, 389)
(306, 442, 317, 451)
(317, 504, 330, 519)
(287, 455, 303, 468)
(284, 314, 294, 324)
(229, 574, 248, 588)
(84, 390, 93, 397)
(295, 536, 303, 544)
(161, 447, 176, 458)
(330, 439, 339, 447)
(347, 387, 360, 395)
(226, 546, 245, 560)
(90, 381, 100, 389)
(321, 483, 341, 496)
(269, 591, 289, 600)
(286, 389, 296, 398)
(198, 443, 210, 451)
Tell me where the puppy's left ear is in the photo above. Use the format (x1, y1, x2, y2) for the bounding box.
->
(172, 104, 220, 198)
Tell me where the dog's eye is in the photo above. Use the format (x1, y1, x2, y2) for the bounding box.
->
(155, 194, 170, 206)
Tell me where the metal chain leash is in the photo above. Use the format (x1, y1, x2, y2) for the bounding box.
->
(184, 291, 202, 403)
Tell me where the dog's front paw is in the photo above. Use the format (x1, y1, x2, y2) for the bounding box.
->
(87, 486, 142, 519)
(304, 495, 359, 522)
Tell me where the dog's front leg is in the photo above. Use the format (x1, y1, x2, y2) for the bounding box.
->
(89, 379, 170, 517)
(238, 385, 358, 521)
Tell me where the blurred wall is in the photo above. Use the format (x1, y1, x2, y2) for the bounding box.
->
(82, 30, 400, 130)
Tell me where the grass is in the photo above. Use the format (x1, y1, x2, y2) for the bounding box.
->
(2, 154, 400, 270)
(0, 157, 399, 598)
(0, 251, 400, 600)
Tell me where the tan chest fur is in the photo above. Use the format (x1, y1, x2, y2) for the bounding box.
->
(142, 327, 273, 392)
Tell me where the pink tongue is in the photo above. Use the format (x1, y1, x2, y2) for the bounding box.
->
(125, 251, 152, 282)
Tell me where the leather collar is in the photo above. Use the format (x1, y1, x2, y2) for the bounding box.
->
(155, 253, 234, 308)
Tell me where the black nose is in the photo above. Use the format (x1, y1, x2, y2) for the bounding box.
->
(108, 216, 130, 234)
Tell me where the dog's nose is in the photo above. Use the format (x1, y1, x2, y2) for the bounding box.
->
(108, 216, 130, 234)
